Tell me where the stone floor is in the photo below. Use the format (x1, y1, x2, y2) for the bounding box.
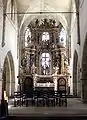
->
(8, 98, 87, 117)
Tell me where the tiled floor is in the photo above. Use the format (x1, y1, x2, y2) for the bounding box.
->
(8, 98, 87, 116)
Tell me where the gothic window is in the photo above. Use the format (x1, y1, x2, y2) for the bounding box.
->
(59, 28, 67, 46)
(42, 32, 49, 42)
(25, 27, 31, 47)
(41, 53, 51, 75)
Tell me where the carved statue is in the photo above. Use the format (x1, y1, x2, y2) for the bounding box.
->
(46, 64, 50, 74)
(41, 65, 44, 75)
(31, 63, 35, 74)
(35, 19, 39, 27)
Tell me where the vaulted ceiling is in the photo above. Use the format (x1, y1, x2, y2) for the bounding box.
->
(17, 0, 71, 13)
(16, 0, 74, 30)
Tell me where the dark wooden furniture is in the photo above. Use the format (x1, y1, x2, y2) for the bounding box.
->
(14, 84, 67, 107)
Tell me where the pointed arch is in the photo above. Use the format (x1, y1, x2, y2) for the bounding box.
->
(2, 51, 15, 97)
(81, 33, 87, 102)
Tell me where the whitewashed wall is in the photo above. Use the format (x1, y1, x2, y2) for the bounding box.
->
(0, 0, 19, 97)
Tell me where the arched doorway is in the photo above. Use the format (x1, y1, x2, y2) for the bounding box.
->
(73, 50, 78, 96)
(2, 51, 15, 98)
(82, 34, 87, 102)
(23, 76, 33, 97)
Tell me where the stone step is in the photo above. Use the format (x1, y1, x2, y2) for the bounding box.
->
(7, 115, 87, 120)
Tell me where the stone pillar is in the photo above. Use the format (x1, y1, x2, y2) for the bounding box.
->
(0, 81, 2, 101)
(77, 64, 81, 97)
(82, 78, 87, 103)
(0, 67, 3, 100)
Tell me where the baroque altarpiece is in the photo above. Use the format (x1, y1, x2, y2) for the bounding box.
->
(20, 19, 69, 91)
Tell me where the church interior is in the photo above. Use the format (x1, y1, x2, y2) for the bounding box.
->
(0, 0, 87, 119)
